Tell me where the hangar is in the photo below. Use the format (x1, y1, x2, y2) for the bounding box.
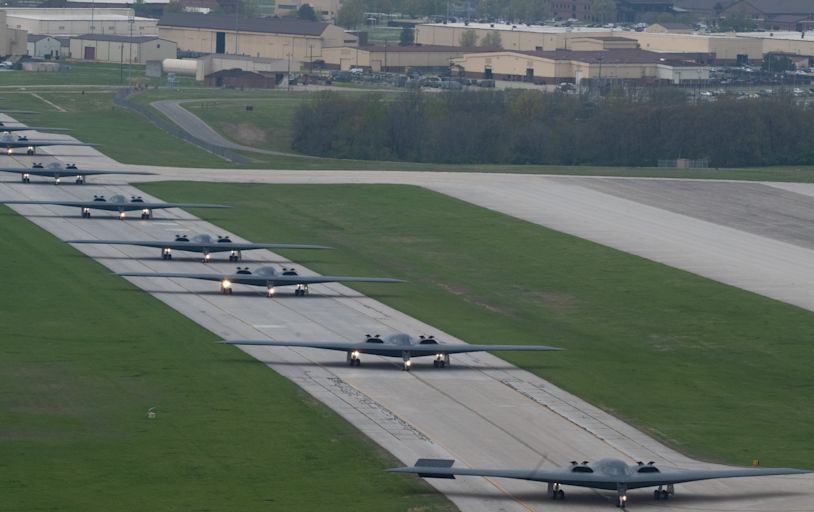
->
(322, 44, 486, 71)
(158, 13, 357, 61)
(0, 8, 158, 37)
(452, 48, 710, 84)
(416, 21, 814, 63)
(70, 34, 176, 63)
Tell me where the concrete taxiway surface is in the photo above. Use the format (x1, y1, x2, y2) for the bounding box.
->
(1, 120, 811, 511)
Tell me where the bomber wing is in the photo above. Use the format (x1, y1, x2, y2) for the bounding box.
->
(0, 200, 229, 212)
(390, 460, 808, 489)
(0, 126, 72, 132)
(116, 272, 403, 286)
(389, 462, 589, 485)
(623, 467, 810, 488)
(65, 240, 329, 251)
(0, 139, 98, 148)
(0, 167, 155, 178)
(224, 340, 561, 356)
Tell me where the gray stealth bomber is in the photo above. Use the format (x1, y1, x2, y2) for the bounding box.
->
(0, 193, 229, 219)
(225, 332, 562, 370)
(117, 266, 403, 297)
(0, 133, 98, 155)
(0, 162, 155, 184)
(390, 458, 809, 508)
(67, 233, 330, 262)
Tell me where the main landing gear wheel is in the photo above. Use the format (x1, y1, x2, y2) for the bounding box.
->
(654, 489, 671, 500)
(22, 177, 29, 183)
(76, 177, 85, 184)
(433, 360, 446, 368)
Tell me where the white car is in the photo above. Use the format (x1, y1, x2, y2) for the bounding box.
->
(0, 61, 13, 69)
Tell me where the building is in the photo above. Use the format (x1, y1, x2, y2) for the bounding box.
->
(452, 48, 709, 84)
(1, 8, 158, 37)
(416, 20, 814, 63)
(204, 68, 280, 88)
(70, 33, 176, 62)
(322, 44, 491, 71)
(551, 0, 593, 22)
(27, 34, 62, 58)
(645, 22, 694, 33)
(722, 0, 814, 31)
(158, 13, 356, 61)
(66, 0, 169, 18)
(0, 10, 28, 57)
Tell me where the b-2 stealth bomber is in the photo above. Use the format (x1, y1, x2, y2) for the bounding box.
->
(0, 194, 229, 219)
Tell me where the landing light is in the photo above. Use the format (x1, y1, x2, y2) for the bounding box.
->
(222, 279, 232, 288)
(405, 360, 412, 367)
(142, 208, 149, 215)
(119, 212, 126, 220)
(352, 350, 360, 358)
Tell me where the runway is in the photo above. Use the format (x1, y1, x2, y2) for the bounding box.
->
(2, 118, 812, 511)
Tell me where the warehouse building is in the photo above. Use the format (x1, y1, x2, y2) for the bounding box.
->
(70, 34, 176, 63)
(416, 21, 814, 63)
(274, 0, 340, 22)
(322, 44, 489, 71)
(452, 48, 710, 84)
(1, 8, 158, 37)
(158, 13, 356, 61)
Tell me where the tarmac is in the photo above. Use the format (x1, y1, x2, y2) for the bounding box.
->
(2, 115, 813, 511)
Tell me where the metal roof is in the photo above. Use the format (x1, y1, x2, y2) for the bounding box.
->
(73, 33, 163, 43)
(159, 13, 328, 37)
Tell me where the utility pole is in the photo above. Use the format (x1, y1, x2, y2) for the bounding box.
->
(127, 12, 134, 87)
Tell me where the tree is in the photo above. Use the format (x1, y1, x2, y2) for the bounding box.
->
(591, 0, 616, 24)
(480, 31, 502, 49)
(399, 26, 415, 46)
(459, 29, 478, 47)
(337, 0, 365, 29)
(297, 3, 318, 20)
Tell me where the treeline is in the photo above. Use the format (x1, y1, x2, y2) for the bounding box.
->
(291, 90, 814, 168)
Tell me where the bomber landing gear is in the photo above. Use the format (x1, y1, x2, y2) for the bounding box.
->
(294, 284, 309, 296)
(228, 250, 242, 262)
(75, 176, 85, 184)
(432, 353, 450, 368)
(347, 351, 361, 366)
(22, 173, 30, 183)
(220, 281, 233, 295)
(162, 249, 172, 260)
(617, 484, 628, 509)
(140, 209, 152, 220)
(548, 483, 565, 500)
(26, 147, 35, 156)
(81, 208, 91, 218)
(654, 485, 673, 500)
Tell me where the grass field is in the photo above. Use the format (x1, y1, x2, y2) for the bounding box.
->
(138, 182, 814, 468)
(0, 205, 453, 511)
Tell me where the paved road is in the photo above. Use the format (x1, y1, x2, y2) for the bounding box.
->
(150, 99, 300, 157)
(2, 117, 812, 511)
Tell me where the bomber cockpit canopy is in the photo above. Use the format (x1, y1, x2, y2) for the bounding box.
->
(388, 333, 413, 346)
(255, 266, 278, 277)
(192, 234, 213, 243)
